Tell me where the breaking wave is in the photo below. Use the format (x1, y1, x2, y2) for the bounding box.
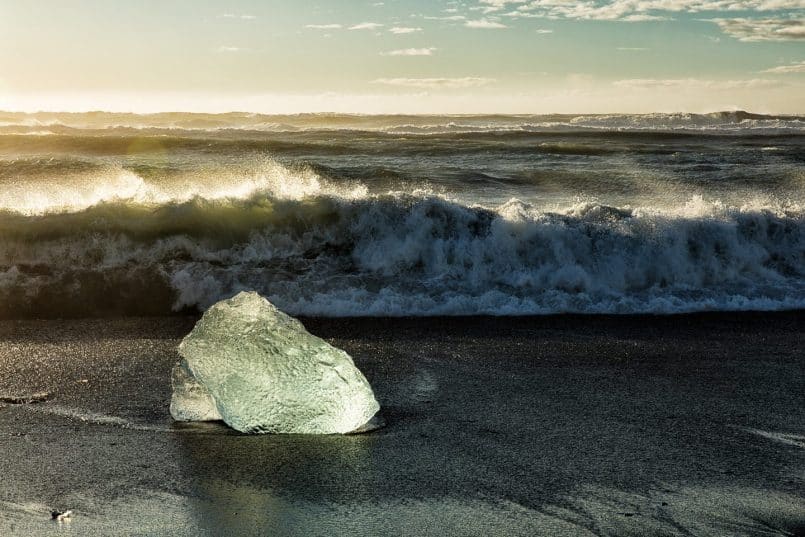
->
(1, 162, 803, 318)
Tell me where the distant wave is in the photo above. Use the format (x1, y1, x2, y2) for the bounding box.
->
(1, 162, 803, 318)
(0, 110, 803, 135)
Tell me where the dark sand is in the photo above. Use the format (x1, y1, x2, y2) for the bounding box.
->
(0, 313, 803, 536)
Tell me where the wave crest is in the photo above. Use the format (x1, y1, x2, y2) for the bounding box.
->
(1, 158, 366, 216)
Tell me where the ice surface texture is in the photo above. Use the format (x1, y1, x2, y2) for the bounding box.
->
(170, 291, 380, 434)
(170, 360, 222, 422)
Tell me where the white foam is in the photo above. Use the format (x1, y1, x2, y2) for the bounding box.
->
(745, 429, 805, 449)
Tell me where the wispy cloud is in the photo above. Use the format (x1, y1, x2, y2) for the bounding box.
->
(613, 78, 781, 90)
(622, 14, 670, 21)
(478, 0, 522, 12)
(372, 77, 496, 88)
(711, 17, 805, 41)
(762, 60, 805, 73)
(389, 26, 423, 34)
(217, 46, 247, 53)
(477, 0, 805, 23)
(465, 19, 507, 28)
(423, 15, 466, 21)
(503, 11, 543, 19)
(306, 23, 343, 30)
(381, 47, 437, 56)
(221, 13, 256, 20)
(349, 22, 384, 30)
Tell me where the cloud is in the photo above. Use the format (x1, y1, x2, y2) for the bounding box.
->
(371, 77, 496, 88)
(622, 14, 670, 21)
(221, 14, 256, 20)
(423, 15, 467, 21)
(475, 0, 805, 23)
(349, 22, 384, 30)
(711, 17, 805, 41)
(613, 78, 781, 90)
(306, 24, 343, 30)
(535, 29, 553, 33)
(389, 26, 423, 34)
(478, 0, 523, 12)
(381, 47, 437, 56)
(503, 11, 544, 18)
(217, 46, 246, 53)
(762, 60, 805, 73)
(465, 19, 508, 28)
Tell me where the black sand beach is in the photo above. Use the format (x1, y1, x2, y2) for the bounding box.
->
(0, 312, 803, 536)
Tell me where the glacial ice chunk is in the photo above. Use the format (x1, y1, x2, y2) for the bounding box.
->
(170, 359, 222, 422)
(170, 291, 380, 434)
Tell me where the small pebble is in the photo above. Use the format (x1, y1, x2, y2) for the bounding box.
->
(51, 509, 73, 522)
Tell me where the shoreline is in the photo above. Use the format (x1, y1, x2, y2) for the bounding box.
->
(0, 311, 803, 535)
(4, 306, 804, 321)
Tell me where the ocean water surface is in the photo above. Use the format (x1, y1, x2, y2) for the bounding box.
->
(1, 111, 803, 317)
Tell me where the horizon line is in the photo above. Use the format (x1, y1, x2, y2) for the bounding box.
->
(2, 109, 804, 118)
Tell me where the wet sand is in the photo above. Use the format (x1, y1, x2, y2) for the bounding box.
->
(0, 312, 803, 536)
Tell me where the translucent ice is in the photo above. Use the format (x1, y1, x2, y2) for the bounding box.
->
(170, 291, 380, 434)
(170, 360, 222, 422)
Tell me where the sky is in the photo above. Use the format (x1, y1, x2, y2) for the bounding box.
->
(0, 0, 804, 114)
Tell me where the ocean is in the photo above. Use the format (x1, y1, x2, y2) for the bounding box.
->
(1, 110, 803, 318)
